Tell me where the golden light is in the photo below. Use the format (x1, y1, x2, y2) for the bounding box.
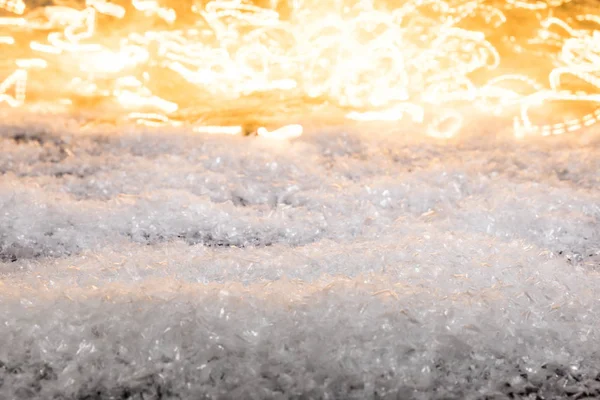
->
(0, 0, 599, 139)
(0, 0, 25, 15)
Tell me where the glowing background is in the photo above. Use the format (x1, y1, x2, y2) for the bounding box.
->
(0, 0, 599, 138)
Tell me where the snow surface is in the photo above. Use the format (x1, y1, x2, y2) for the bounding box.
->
(1, 121, 600, 399)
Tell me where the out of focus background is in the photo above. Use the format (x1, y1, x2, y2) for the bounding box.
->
(1, 0, 599, 137)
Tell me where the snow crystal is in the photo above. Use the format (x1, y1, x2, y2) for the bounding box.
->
(1, 121, 600, 399)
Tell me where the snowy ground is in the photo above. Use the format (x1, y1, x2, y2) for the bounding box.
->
(1, 121, 600, 399)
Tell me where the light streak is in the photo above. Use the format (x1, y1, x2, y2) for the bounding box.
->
(257, 124, 303, 140)
(87, 0, 126, 19)
(346, 104, 424, 123)
(132, 0, 176, 24)
(0, 0, 598, 139)
(0, 17, 25, 26)
(15, 59, 48, 69)
(0, 69, 27, 107)
(193, 125, 244, 135)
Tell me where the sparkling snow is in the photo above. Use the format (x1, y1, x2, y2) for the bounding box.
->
(1, 122, 600, 399)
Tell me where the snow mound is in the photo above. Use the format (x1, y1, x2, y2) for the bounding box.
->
(1, 124, 600, 399)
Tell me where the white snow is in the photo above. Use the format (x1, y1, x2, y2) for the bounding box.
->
(1, 121, 600, 399)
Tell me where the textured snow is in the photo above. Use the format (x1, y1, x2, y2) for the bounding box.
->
(1, 122, 600, 399)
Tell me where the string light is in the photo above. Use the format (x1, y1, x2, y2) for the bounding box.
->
(0, 0, 598, 140)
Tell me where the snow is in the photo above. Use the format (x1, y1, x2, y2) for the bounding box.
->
(1, 121, 600, 399)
